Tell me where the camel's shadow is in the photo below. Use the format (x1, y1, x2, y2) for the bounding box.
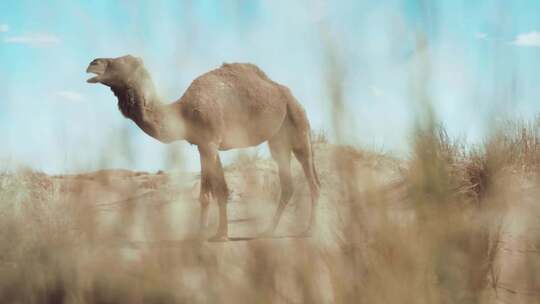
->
(225, 234, 310, 242)
(120, 234, 310, 249)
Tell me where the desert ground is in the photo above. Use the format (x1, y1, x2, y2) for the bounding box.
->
(1, 122, 540, 303)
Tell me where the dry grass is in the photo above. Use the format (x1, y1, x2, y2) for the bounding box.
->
(1, 116, 539, 303)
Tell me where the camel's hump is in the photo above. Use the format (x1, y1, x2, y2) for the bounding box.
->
(220, 62, 271, 81)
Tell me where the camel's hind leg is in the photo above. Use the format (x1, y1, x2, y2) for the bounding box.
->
(292, 132, 320, 236)
(266, 133, 294, 234)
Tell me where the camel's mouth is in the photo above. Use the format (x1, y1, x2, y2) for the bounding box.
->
(86, 60, 108, 83)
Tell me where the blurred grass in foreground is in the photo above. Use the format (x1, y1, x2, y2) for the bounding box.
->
(1, 115, 539, 303)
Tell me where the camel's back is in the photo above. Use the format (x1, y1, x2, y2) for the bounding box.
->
(180, 63, 290, 148)
(198, 62, 283, 102)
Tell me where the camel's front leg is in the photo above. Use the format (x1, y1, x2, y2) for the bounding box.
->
(198, 148, 211, 233)
(198, 143, 229, 242)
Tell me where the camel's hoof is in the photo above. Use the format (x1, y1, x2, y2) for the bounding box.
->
(208, 234, 229, 242)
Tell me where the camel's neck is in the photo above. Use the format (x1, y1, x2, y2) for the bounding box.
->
(111, 80, 184, 143)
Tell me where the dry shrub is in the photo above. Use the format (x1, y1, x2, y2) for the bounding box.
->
(225, 150, 263, 172)
(405, 122, 512, 303)
(311, 129, 329, 145)
(487, 117, 540, 172)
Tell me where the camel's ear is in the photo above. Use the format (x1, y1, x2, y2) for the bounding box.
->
(121, 54, 143, 65)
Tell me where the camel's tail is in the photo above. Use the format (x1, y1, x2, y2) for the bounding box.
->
(309, 131, 321, 187)
(283, 88, 321, 188)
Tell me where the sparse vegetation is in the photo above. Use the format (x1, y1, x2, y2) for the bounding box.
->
(311, 129, 329, 145)
(1, 115, 539, 303)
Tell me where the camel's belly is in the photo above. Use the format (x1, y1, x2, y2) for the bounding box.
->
(217, 95, 287, 150)
(218, 123, 274, 150)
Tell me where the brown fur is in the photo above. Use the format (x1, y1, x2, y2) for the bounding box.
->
(86, 55, 320, 241)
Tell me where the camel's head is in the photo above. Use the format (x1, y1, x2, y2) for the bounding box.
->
(86, 55, 147, 87)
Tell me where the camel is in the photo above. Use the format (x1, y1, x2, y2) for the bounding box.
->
(86, 55, 320, 241)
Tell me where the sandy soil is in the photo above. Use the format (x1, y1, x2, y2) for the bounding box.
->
(26, 143, 539, 302)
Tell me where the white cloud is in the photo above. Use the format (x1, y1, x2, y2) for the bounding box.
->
(513, 31, 540, 47)
(4, 33, 61, 47)
(55, 91, 84, 102)
(474, 32, 487, 40)
(0, 24, 8, 32)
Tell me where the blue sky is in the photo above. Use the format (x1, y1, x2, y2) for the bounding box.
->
(1, 0, 540, 173)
